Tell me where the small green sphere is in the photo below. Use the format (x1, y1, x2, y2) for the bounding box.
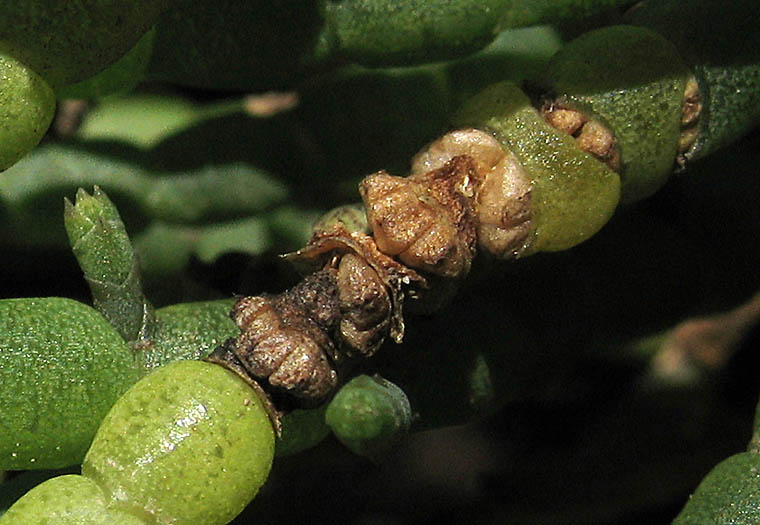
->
(326, 375, 412, 460)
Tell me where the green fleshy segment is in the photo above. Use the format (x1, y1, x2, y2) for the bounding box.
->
(673, 452, 760, 524)
(453, 81, 620, 254)
(318, 0, 510, 66)
(325, 375, 411, 460)
(56, 29, 156, 100)
(275, 406, 331, 457)
(0, 298, 140, 470)
(140, 299, 238, 371)
(0, 468, 78, 517)
(0, 475, 145, 525)
(0, 52, 55, 171)
(539, 25, 689, 204)
(144, 0, 619, 90)
(319, 0, 632, 67)
(626, 0, 760, 162)
(83, 360, 274, 525)
(0, 2, 171, 86)
(64, 187, 155, 342)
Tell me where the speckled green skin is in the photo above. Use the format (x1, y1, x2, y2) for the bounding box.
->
(0, 53, 55, 171)
(0, 298, 141, 470)
(83, 360, 274, 525)
(626, 0, 760, 162)
(65, 187, 153, 343)
(142, 299, 238, 370)
(320, 0, 634, 66)
(0, 475, 144, 525)
(673, 452, 760, 524)
(539, 25, 689, 204)
(146, 0, 633, 90)
(325, 375, 411, 460)
(0, 1, 172, 86)
(453, 81, 620, 254)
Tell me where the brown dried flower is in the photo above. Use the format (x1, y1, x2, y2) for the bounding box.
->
(360, 155, 480, 279)
(412, 129, 533, 260)
(206, 269, 342, 429)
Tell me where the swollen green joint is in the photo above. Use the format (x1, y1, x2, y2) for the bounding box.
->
(325, 375, 412, 461)
(453, 81, 620, 254)
(0, 52, 55, 171)
(83, 360, 275, 525)
(538, 25, 690, 204)
(0, 475, 145, 525)
(0, 297, 141, 470)
(673, 452, 760, 524)
(64, 186, 156, 342)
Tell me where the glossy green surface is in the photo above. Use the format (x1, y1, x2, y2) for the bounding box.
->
(0, 298, 139, 470)
(0, 475, 144, 525)
(83, 360, 274, 524)
(0, 52, 55, 171)
(539, 25, 689, 204)
(453, 81, 620, 254)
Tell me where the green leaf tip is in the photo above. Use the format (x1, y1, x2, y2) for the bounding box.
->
(325, 375, 412, 461)
(64, 186, 135, 285)
(64, 186, 155, 343)
(64, 186, 122, 249)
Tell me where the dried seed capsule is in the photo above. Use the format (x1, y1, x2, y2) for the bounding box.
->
(336, 253, 391, 356)
(286, 226, 424, 344)
(412, 128, 532, 259)
(359, 155, 480, 279)
(207, 270, 342, 417)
